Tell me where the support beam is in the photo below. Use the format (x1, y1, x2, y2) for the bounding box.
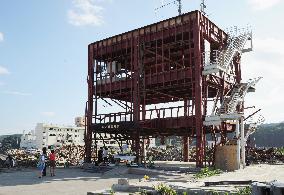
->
(240, 116, 246, 168)
(144, 48, 183, 68)
(183, 136, 189, 162)
(194, 12, 204, 167)
(86, 44, 94, 163)
(236, 120, 240, 169)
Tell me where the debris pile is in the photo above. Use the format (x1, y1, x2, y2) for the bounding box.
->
(147, 147, 183, 161)
(5, 145, 88, 167)
(6, 149, 38, 167)
(54, 145, 86, 166)
(246, 147, 284, 164)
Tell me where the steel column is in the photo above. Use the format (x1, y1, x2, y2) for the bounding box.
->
(194, 12, 204, 167)
(86, 44, 94, 163)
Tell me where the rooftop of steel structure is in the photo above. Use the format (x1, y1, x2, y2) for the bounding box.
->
(89, 10, 226, 48)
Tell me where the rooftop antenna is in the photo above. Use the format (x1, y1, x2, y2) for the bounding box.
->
(177, 0, 182, 15)
(200, 0, 206, 15)
(155, 0, 182, 16)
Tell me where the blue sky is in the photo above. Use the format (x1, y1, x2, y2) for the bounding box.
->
(0, 0, 284, 134)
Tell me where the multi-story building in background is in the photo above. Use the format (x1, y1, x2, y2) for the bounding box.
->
(20, 130, 37, 149)
(75, 116, 85, 127)
(35, 123, 85, 149)
(34, 117, 155, 149)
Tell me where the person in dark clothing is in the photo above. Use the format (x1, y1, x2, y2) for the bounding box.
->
(103, 147, 108, 163)
(42, 147, 47, 176)
(98, 147, 103, 164)
(6, 155, 13, 168)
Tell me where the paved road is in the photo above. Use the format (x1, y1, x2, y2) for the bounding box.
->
(1, 163, 283, 195)
(0, 167, 140, 195)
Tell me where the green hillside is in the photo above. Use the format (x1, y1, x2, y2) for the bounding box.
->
(253, 122, 284, 147)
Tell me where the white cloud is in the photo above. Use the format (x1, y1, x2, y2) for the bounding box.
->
(1, 91, 32, 96)
(0, 32, 3, 42)
(247, 0, 282, 10)
(68, 0, 104, 26)
(41, 112, 56, 117)
(0, 66, 10, 75)
(242, 37, 284, 123)
(253, 37, 284, 55)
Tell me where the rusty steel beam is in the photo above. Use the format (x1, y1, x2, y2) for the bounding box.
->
(86, 44, 94, 163)
(194, 12, 205, 167)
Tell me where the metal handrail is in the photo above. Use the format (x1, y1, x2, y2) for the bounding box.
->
(93, 105, 191, 124)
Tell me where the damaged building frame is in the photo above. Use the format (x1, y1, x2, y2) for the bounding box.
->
(85, 10, 261, 167)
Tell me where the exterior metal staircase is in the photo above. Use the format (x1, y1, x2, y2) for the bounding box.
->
(219, 77, 262, 115)
(204, 77, 262, 126)
(202, 28, 252, 75)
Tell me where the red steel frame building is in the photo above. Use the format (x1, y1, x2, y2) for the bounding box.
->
(86, 10, 239, 167)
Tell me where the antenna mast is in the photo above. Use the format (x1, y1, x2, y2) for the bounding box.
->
(200, 0, 206, 15)
(155, 0, 182, 16)
(177, 0, 182, 15)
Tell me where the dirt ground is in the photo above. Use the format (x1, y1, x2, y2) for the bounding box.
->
(0, 162, 284, 195)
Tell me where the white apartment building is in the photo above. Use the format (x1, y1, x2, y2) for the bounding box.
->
(34, 116, 155, 149)
(75, 116, 85, 127)
(35, 123, 85, 149)
(20, 130, 37, 149)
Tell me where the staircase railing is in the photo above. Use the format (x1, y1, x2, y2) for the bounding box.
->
(203, 27, 252, 75)
(218, 77, 262, 115)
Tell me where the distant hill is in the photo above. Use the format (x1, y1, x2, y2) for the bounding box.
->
(253, 122, 284, 147)
(0, 134, 22, 153)
(0, 134, 22, 142)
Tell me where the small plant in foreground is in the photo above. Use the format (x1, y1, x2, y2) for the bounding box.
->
(234, 186, 252, 195)
(110, 187, 115, 195)
(154, 183, 177, 195)
(143, 175, 150, 180)
(194, 167, 222, 179)
(139, 189, 148, 195)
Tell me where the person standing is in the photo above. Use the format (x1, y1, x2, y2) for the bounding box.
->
(122, 144, 128, 154)
(98, 147, 103, 164)
(103, 147, 108, 164)
(49, 150, 56, 176)
(5, 155, 13, 169)
(37, 151, 45, 178)
(42, 147, 47, 176)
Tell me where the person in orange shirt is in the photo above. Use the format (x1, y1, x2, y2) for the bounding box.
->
(49, 150, 56, 177)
